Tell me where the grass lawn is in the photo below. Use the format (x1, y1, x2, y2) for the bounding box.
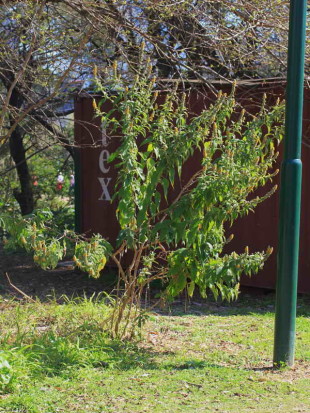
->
(0, 292, 309, 413)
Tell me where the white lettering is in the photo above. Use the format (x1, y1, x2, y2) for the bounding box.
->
(98, 122, 112, 203)
(101, 122, 108, 147)
(99, 149, 110, 173)
(98, 177, 112, 201)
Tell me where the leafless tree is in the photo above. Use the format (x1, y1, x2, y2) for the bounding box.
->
(1, 0, 308, 214)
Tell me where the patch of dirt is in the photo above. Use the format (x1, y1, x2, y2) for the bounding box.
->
(0, 244, 117, 301)
(257, 362, 310, 382)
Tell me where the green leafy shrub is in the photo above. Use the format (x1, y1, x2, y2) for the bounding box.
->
(51, 204, 75, 233)
(0, 210, 65, 269)
(73, 235, 112, 278)
(0, 61, 284, 339)
(0, 352, 13, 393)
(0, 210, 111, 272)
(93, 61, 284, 337)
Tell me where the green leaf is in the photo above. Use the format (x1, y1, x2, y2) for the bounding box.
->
(187, 280, 195, 297)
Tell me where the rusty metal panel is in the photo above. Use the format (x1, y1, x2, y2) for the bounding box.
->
(74, 84, 310, 293)
(74, 97, 120, 245)
(228, 87, 310, 293)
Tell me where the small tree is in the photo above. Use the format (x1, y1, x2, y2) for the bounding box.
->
(0, 63, 284, 340)
(91, 64, 284, 338)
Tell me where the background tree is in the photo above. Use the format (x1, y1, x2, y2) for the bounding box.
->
(70, 0, 309, 79)
(0, 1, 93, 214)
(1, 0, 309, 215)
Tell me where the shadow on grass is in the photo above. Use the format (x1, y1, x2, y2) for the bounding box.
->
(6, 317, 286, 382)
(15, 328, 245, 379)
(24, 337, 241, 377)
(157, 293, 310, 318)
(17, 331, 160, 377)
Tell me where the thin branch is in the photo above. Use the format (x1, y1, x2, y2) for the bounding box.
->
(5, 272, 36, 303)
(0, 2, 45, 130)
(1, 27, 93, 145)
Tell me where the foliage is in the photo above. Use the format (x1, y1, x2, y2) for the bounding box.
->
(48, 202, 75, 234)
(0, 352, 13, 393)
(0, 122, 75, 219)
(0, 210, 111, 273)
(92, 62, 284, 337)
(73, 235, 112, 279)
(0, 141, 75, 218)
(0, 145, 20, 214)
(0, 60, 284, 338)
(0, 210, 64, 269)
(28, 144, 75, 200)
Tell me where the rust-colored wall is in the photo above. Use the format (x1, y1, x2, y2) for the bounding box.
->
(74, 82, 310, 293)
(232, 87, 310, 293)
(74, 98, 120, 244)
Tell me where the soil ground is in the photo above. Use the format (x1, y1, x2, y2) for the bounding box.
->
(0, 244, 118, 301)
(0, 244, 300, 303)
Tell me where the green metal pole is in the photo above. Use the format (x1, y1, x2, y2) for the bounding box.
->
(273, 0, 307, 366)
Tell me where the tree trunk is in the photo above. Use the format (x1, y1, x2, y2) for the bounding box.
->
(7, 87, 34, 215)
(9, 124, 34, 215)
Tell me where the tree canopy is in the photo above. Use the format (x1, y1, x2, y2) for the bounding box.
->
(0, 0, 309, 214)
